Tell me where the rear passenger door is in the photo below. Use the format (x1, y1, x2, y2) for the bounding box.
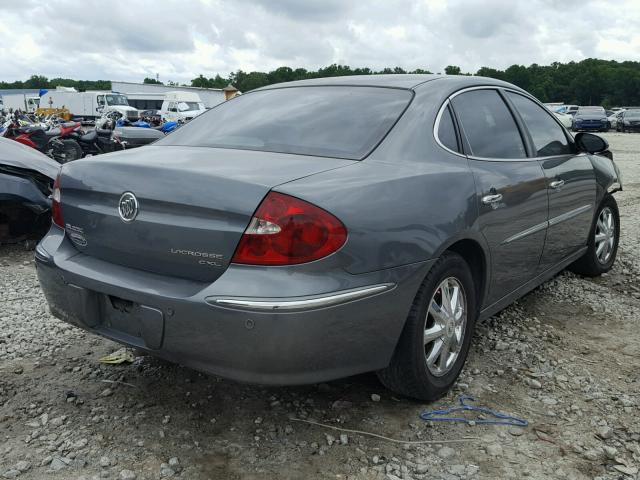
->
(505, 92, 596, 270)
(449, 89, 549, 306)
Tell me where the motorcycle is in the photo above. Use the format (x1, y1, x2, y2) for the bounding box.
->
(95, 109, 181, 135)
(72, 128, 127, 156)
(1, 114, 83, 164)
(115, 117, 152, 128)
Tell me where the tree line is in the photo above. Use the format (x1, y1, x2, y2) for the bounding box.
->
(3, 59, 640, 107)
(191, 59, 640, 107)
(0, 75, 111, 92)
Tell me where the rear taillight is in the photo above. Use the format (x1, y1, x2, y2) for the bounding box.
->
(51, 174, 64, 228)
(232, 192, 347, 266)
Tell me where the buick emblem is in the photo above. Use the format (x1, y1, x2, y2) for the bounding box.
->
(118, 192, 139, 222)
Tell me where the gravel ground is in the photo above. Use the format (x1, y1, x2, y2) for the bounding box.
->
(1, 132, 639, 480)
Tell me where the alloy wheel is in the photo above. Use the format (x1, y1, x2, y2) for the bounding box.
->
(424, 277, 467, 377)
(595, 207, 616, 264)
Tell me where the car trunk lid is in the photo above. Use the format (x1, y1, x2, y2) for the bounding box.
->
(59, 146, 355, 282)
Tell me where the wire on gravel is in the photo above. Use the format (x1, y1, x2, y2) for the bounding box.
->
(289, 417, 480, 444)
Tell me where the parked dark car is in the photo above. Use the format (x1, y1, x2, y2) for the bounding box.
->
(35, 75, 622, 400)
(616, 109, 640, 132)
(572, 106, 609, 132)
(0, 138, 59, 243)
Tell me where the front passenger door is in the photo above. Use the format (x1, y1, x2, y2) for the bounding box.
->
(505, 92, 596, 270)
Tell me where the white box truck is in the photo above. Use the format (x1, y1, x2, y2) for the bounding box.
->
(0, 93, 40, 113)
(39, 88, 139, 120)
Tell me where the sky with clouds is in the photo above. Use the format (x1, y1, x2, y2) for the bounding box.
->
(1, 0, 639, 83)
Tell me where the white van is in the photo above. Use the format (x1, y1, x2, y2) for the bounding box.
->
(160, 91, 206, 122)
(39, 88, 139, 120)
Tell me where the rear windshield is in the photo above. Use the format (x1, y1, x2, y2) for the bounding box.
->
(157, 86, 412, 159)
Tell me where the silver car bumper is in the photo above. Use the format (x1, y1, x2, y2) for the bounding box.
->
(35, 228, 432, 385)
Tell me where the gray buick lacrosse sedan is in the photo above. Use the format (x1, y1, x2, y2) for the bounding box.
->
(36, 75, 622, 400)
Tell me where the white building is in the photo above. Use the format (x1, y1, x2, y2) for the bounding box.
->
(111, 81, 238, 109)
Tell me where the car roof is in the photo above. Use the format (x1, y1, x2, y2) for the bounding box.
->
(257, 74, 521, 92)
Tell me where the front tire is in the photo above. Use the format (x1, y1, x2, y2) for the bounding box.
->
(569, 195, 620, 277)
(377, 252, 477, 401)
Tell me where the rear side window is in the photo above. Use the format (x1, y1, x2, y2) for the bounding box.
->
(158, 86, 413, 160)
(437, 106, 459, 152)
(451, 90, 526, 159)
(506, 92, 572, 157)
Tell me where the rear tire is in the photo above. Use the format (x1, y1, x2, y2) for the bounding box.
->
(377, 252, 477, 401)
(569, 195, 620, 277)
(51, 139, 83, 164)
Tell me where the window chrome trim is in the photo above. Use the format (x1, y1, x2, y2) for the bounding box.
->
(433, 99, 466, 158)
(208, 283, 396, 312)
(434, 84, 580, 162)
(448, 85, 503, 99)
(434, 86, 506, 159)
(434, 85, 532, 162)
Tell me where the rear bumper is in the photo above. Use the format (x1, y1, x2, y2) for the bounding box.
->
(35, 228, 432, 385)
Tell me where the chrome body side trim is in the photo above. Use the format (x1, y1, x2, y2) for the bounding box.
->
(501, 220, 548, 245)
(208, 283, 396, 312)
(548, 204, 593, 227)
(500, 204, 593, 245)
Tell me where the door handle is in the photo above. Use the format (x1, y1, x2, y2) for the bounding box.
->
(550, 179, 565, 189)
(482, 193, 503, 205)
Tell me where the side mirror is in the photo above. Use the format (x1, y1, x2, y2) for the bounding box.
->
(575, 132, 609, 154)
